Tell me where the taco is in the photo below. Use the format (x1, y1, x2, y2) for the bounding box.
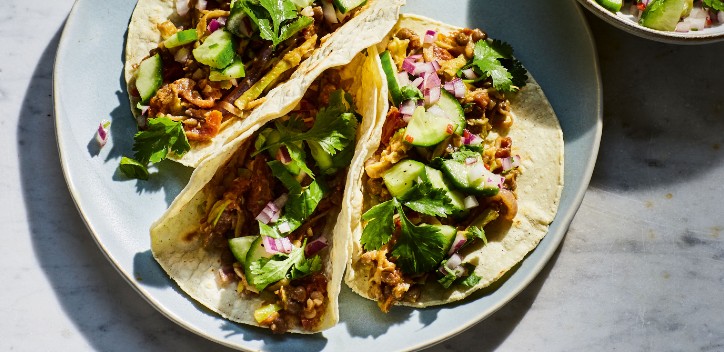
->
(149, 47, 384, 333)
(122, 0, 403, 174)
(343, 15, 564, 312)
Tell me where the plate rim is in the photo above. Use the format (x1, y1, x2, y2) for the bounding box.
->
(53, 0, 603, 350)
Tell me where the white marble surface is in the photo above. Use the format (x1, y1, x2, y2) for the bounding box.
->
(2, 1, 724, 351)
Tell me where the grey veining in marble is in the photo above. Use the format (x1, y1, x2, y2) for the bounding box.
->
(2, 1, 724, 351)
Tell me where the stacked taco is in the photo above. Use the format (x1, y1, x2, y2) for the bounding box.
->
(137, 3, 563, 335)
(123, 0, 403, 174)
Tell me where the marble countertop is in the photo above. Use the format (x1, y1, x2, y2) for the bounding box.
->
(3, 1, 724, 351)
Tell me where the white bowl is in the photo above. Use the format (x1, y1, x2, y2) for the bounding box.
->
(578, 0, 724, 44)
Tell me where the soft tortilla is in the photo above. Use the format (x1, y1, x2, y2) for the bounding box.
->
(344, 14, 565, 307)
(149, 46, 384, 333)
(125, 0, 404, 167)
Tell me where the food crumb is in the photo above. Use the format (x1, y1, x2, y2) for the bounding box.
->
(665, 193, 673, 199)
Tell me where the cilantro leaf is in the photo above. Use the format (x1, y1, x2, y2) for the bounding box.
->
(459, 273, 481, 288)
(391, 202, 448, 274)
(437, 264, 459, 288)
(119, 157, 150, 180)
(466, 226, 488, 246)
(284, 142, 315, 178)
(360, 199, 396, 251)
(704, 0, 724, 11)
(464, 40, 527, 93)
(239, 0, 313, 47)
(267, 160, 302, 194)
(132, 116, 190, 164)
(258, 89, 358, 156)
(402, 180, 457, 218)
(260, 180, 324, 238)
(248, 245, 321, 291)
(400, 85, 423, 102)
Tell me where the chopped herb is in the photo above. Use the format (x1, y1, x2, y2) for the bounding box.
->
(119, 156, 150, 180)
(462, 39, 527, 93)
(360, 199, 397, 251)
(703, 0, 724, 11)
(391, 201, 447, 274)
(248, 245, 321, 291)
(239, 0, 313, 47)
(402, 180, 457, 217)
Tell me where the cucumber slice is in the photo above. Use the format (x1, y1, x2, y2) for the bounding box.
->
(596, 0, 623, 12)
(308, 140, 335, 174)
(432, 224, 457, 255)
(404, 106, 456, 147)
(424, 167, 466, 211)
(441, 159, 499, 196)
(244, 236, 274, 282)
(333, 0, 366, 13)
(136, 53, 163, 104)
(210, 57, 246, 81)
(640, 0, 687, 31)
(163, 29, 198, 48)
(229, 236, 257, 266)
(431, 90, 465, 135)
(382, 159, 426, 198)
(193, 30, 235, 69)
(380, 50, 403, 106)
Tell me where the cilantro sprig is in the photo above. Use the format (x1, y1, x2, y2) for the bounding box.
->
(259, 180, 323, 238)
(239, 0, 314, 47)
(360, 198, 447, 274)
(119, 117, 191, 180)
(461, 39, 528, 93)
(402, 180, 457, 218)
(247, 243, 322, 291)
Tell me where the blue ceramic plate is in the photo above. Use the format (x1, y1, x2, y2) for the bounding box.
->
(54, 0, 601, 350)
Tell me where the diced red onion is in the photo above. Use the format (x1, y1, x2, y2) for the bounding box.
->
(422, 70, 441, 91)
(414, 62, 436, 76)
(407, 54, 422, 61)
(216, 265, 235, 285)
(256, 194, 288, 224)
(402, 59, 417, 75)
(411, 77, 424, 89)
(305, 237, 328, 257)
(322, 1, 338, 23)
(397, 72, 410, 87)
(718, 11, 724, 24)
(463, 129, 483, 145)
(278, 221, 292, 234)
(464, 196, 479, 210)
(195, 0, 207, 10)
(446, 253, 462, 270)
(263, 236, 293, 255)
(443, 81, 455, 94)
(402, 114, 413, 123)
(448, 232, 467, 255)
(276, 146, 292, 165)
(273, 193, 289, 209)
(431, 60, 440, 72)
(424, 30, 437, 44)
(176, 0, 191, 16)
(95, 120, 110, 148)
(174, 47, 191, 63)
(465, 157, 477, 165)
(461, 68, 478, 80)
(451, 78, 466, 98)
(140, 105, 150, 116)
(217, 17, 227, 26)
(501, 157, 512, 171)
(399, 100, 416, 115)
(207, 18, 221, 33)
(512, 155, 521, 168)
(424, 86, 441, 106)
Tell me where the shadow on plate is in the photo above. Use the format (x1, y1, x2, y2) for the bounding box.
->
(586, 12, 724, 192)
(21, 23, 234, 352)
